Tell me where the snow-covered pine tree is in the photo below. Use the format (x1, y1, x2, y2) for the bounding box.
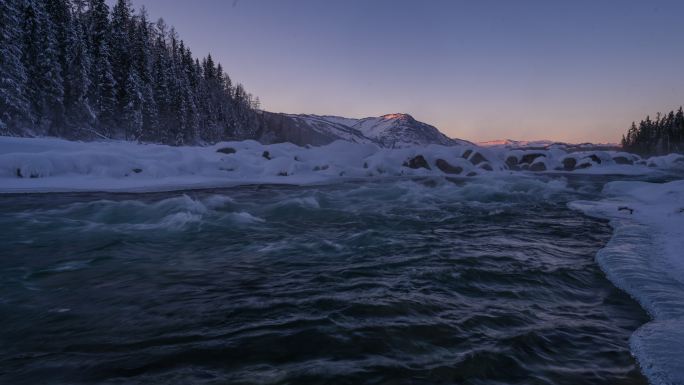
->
(130, 7, 157, 141)
(44, 0, 72, 135)
(21, 0, 65, 136)
(2, 0, 263, 144)
(63, 6, 94, 136)
(87, 0, 116, 138)
(122, 70, 143, 140)
(0, 0, 31, 135)
(110, 0, 134, 137)
(151, 18, 172, 143)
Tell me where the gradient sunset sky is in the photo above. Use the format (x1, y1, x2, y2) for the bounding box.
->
(115, 0, 684, 143)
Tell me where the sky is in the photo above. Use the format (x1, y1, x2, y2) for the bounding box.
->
(114, 0, 684, 143)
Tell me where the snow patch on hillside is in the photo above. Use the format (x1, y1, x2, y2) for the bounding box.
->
(283, 114, 372, 145)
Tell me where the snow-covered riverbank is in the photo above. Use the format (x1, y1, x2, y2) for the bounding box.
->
(1, 136, 682, 193)
(570, 181, 684, 384)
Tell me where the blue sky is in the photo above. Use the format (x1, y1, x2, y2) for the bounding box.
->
(116, 0, 684, 142)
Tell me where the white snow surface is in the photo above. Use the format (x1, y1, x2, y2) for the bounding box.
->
(1, 136, 682, 193)
(570, 181, 684, 385)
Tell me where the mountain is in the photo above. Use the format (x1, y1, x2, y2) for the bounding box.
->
(352, 113, 467, 147)
(478, 139, 557, 148)
(283, 114, 375, 145)
(260, 112, 467, 148)
(478, 139, 620, 152)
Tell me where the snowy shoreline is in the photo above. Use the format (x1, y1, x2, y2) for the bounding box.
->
(570, 181, 684, 384)
(1, 136, 681, 194)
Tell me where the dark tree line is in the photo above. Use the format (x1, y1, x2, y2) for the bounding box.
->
(0, 0, 262, 145)
(621, 107, 684, 155)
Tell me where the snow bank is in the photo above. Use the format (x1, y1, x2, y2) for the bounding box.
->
(570, 180, 684, 385)
(0, 136, 682, 193)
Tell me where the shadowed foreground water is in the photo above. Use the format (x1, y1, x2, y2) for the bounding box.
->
(0, 177, 649, 384)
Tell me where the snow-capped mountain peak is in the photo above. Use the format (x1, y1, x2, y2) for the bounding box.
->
(261, 112, 468, 148)
(350, 113, 466, 148)
(381, 113, 413, 120)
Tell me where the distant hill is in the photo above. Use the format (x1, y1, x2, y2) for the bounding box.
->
(479, 139, 620, 152)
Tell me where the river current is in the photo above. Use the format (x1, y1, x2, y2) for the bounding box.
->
(0, 176, 652, 384)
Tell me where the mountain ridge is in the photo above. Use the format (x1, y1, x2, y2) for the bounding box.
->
(260, 112, 469, 148)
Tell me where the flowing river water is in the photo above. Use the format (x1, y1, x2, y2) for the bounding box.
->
(0, 175, 656, 384)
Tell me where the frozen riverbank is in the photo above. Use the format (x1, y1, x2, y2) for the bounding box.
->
(1, 136, 682, 193)
(571, 180, 684, 384)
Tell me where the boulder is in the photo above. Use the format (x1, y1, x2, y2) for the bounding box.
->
(530, 161, 547, 171)
(469, 152, 488, 165)
(505, 156, 519, 169)
(262, 151, 271, 160)
(612, 156, 633, 165)
(461, 149, 473, 159)
(216, 147, 236, 154)
(479, 162, 493, 171)
(403, 155, 431, 170)
(520, 153, 545, 164)
(435, 159, 463, 174)
(15, 168, 39, 178)
(562, 157, 577, 171)
(587, 154, 602, 164)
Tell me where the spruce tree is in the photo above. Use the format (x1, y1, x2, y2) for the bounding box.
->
(21, 0, 64, 135)
(0, 0, 31, 134)
(87, 0, 116, 137)
(110, 0, 134, 135)
(1, 0, 262, 144)
(63, 7, 93, 136)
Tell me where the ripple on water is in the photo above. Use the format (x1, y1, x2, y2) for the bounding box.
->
(0, 177, 650, 384)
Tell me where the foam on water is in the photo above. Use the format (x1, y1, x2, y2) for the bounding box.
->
(5, 193, 266, 235)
